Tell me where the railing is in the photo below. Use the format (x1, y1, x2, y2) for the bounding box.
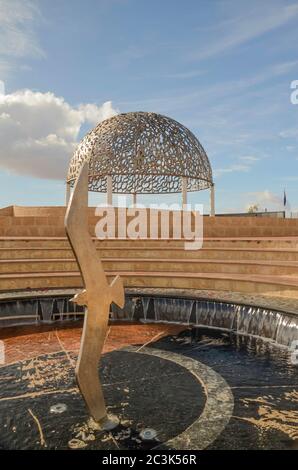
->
(214, 211, 286, 218)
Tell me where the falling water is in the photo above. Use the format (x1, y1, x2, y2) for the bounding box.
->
(0, 298, 38, 325)
(153, 297, 194, 323)
(40, 299, 54, 322)
(276, 316, 298, 346)
(0, 294, 297, 347)
(138, 297, 298, 347)
(141, 297, 151, 321)
(112, 297, 139, 321)
(0, 296, 78, 326)
(56, 299, 66, 321)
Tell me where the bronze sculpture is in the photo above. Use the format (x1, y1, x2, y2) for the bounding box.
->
(65, 161, 124, 427)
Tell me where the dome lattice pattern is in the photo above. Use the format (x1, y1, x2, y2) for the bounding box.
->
(67, 112, 213, 194)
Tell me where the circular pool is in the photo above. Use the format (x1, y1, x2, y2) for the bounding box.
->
(0, 291, 297, 450)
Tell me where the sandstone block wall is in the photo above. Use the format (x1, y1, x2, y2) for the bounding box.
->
(0, 205, 298, 238)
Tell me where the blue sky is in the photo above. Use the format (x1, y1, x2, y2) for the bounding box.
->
(0, 0, 298, 213)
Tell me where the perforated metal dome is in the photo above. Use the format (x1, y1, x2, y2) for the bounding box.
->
(67, 111, 213, 194)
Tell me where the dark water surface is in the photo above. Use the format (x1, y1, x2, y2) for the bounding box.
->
(0, 327, 297, 450)
(0, 349, 204, 450)
(152, 328, 298, 450)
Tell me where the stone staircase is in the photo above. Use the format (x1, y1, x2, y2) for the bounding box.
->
(0, 236, 298, 299)
(0, 206, 298, 299)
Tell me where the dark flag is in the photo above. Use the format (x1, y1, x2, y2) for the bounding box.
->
(283, 189, 287, 207)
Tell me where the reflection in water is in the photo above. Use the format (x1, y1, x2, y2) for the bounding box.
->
(236, 394, 298, 441)
(155, 327, 298, 449)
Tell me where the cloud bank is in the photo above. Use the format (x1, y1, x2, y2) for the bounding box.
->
(0, 88, 118, 179)
(245, 190, 289, 211)
(0, 0, 43, 76)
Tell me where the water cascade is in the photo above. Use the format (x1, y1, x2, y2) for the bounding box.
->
(0, 294, 297, 347)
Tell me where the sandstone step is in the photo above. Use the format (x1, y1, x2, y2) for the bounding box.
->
(0, 237, 70, 249)
(1, 221, 298, 238)
(96, 259, 298, 276)
(0, 248, 73, 259)
(1, 245, 298, 262)
(1, 236, 298, 250)
(98, 247, 298, 261)
(0, 271, 297, 299)
(1, 258, 298, 277)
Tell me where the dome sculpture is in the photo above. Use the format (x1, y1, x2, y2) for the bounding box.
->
(66, 111, 215, 213)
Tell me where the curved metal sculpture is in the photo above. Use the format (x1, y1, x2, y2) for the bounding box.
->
(65, 161, 124, 425)
(67, 112, 213, 194)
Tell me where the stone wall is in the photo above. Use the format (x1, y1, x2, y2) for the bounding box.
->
(0, 205, 298, 238)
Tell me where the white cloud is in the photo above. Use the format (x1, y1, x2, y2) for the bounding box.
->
(191, 2, 298, 61)
(0, 0, 43, 77)
(214, 154, 260, 178)
(244, 190, 287, 211)
(0, 88, 118, 180)
(78, 101, 118, 124)
(239, 155, 260, 163)
(0, 0, 43, 57)
(214, 164, 250, 178)
(279, 128, 298, 139)
(0, 80, 4, 94)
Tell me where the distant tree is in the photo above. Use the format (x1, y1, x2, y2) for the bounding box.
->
(247, 204, 259, 213)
